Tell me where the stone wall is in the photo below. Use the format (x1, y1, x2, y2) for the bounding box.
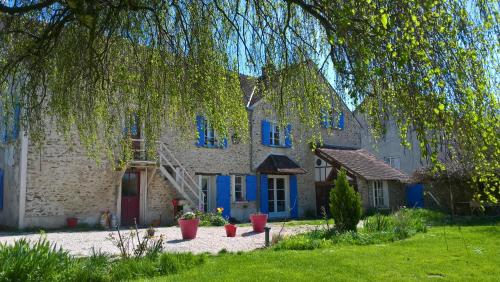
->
(146, 173, 181, 225)
(0, 142, 21, 228)
(24, 130, 119, 228)
(357, 178, 406, 212)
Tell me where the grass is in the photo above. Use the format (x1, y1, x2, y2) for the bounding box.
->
(143, 221, 500, 281)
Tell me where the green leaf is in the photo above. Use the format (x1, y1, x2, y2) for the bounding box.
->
(381, 14, 389, 29)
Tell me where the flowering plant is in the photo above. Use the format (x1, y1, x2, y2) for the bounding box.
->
(180, 211, 197, 220)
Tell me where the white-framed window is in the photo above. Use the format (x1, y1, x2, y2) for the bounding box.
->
(384, 156, 401, 170)
(232, 175, 246, 202)
(314, 157, 332, 182)
(269, 122, 285, 146)
(199, 175, 212, 212)
(371, 180, 389, 208)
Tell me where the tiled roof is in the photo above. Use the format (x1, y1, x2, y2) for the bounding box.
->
(256, 154, 307, 175)
(239, 74, 262, 107)
(316, 147, 409, 182)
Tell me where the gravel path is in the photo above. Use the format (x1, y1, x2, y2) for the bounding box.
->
(0, 224, 314, 257)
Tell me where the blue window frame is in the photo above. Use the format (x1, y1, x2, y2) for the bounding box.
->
(196, 116, 227, 149)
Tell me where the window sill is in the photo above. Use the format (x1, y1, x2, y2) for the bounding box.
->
(267, 145, 290, 148)
(233, 201, 250, 204)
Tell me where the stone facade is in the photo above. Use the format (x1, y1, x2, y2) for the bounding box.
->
(249, 97, 362, 218)
(356, 113, 428, 175)
(23, 130, 119, 228)
(357, 178, 406, 211)
(0, 72, 412, 229)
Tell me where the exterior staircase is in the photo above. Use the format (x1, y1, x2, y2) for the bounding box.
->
(157, 141, 204, 212)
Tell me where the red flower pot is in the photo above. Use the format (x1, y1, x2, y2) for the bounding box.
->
(224, 224, 237, 237)
(250, 214, 268, 233)
(66, 217, 78, 228)
(178, 218, 200, 240)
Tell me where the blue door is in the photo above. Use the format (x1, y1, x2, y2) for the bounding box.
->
(406, 184, 424, 208)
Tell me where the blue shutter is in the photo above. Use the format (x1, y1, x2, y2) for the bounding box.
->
(222, 138, 228, 149)
(216, 175, 231, 218)
(261, 120, 270, 146)
(12, 104, 20, 140)
(2, 116, 7, 143)
(0, 169, 4, 210)
(246, 175, 257, 201)
(320, 110, 328, 128)
(285, 124, 292, 148)
(289, 175, 298, 219)
(196, 115, 205, 147)
(338, 112, 345, 129)
(260, 174, 269, 213)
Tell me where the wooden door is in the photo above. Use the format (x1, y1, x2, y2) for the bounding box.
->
(121, 170, 140, 226)
(316, 184, 332, 216)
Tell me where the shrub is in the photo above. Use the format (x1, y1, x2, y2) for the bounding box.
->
(363, 213, 394, 232)
(0, 238, 71, 282)
(197, 208, 227, 226)
(273, 234, 331, 250)
(329, 168, 362, 232)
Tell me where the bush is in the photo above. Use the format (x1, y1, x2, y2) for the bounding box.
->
(0, 238, 71, 282)
(273, 233, 332, 250)
(363, 214, 394, 232)
(198, 209, 227, 226)
(329, 168, 362, 232)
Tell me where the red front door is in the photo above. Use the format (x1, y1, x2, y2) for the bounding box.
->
(121, 170, 140, 226)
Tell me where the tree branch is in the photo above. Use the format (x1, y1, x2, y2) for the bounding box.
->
(0, 0, 59, 15)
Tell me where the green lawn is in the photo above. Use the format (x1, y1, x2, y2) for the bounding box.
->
(145, 223, 500, 281)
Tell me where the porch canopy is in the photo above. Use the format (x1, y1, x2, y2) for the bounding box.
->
(256, 154, 307, 175)
(316, 147, 409, 182)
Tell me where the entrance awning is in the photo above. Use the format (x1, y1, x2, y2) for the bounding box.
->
(256, 154, 307, 175)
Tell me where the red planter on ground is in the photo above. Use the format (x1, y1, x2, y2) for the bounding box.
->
(66, 217, 78, 228)
(249, 213, 268, 233)
(178, 218, 200, 240)
(224, 224, 237, 237)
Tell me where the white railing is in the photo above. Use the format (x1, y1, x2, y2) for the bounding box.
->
(157, 141, 204, 211)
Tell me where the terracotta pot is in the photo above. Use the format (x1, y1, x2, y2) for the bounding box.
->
(178, 218, 200, 240)
(66, 217, 78, 228)
(249, 213, 268, 233)
(224, 224, 237, 237)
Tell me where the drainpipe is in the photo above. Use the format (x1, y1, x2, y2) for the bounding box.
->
(18, 132, 28, 229)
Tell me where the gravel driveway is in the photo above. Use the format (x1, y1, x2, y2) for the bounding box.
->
(0, 224, 313, 257)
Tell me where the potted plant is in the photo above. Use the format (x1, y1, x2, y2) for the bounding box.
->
(249, 212, 268, 233)
(224, 222, 237, 237)
(147, 226, 156, 237)
(178, 212, 200, 240)
(67, 217, 78, 228)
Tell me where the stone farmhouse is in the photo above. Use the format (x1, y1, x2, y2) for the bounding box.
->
(0, 73, 409, 229)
